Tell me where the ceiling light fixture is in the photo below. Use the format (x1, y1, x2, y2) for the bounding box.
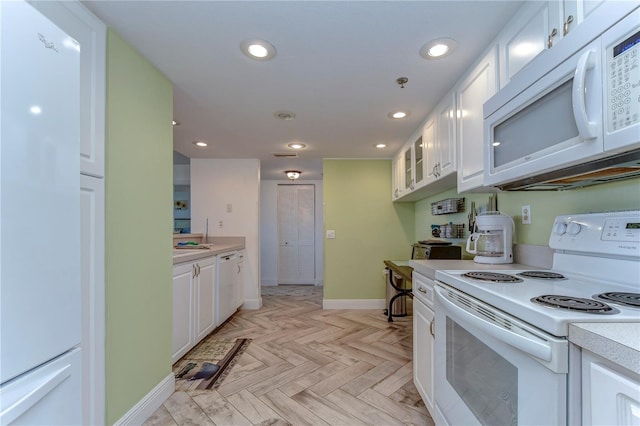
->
(240, 39, 276, 61)
(193, 141, 208, 147)
(288, 143, 306, 150)
(420, 38, 457, 59)
(172, 120, 180, 126)
(387, 111, 409, 119)
(396, 77, 408, 88)
(285, 170, 301, 181)
(274, 110, 296, 120)
(375, 143, 387, 149)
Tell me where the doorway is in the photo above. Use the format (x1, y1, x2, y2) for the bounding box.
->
(277, 184, 315, 284)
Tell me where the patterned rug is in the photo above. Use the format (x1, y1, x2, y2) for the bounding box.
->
(173, 337, 251, 391)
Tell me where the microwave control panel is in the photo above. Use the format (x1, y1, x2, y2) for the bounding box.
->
(606, 28, 640, 133)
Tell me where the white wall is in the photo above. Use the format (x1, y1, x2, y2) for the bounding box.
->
(191, 159, 261, 308)
(260, 180, 324, 286)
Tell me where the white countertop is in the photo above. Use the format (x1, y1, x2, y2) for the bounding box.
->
(173, 243, 244, 264)
(409, 259, 538, 280)
(569, 322, 640, 374)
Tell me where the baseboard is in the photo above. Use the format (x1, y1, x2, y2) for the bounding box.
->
(322, 299, 385, 309)
(241, 297, 262, 310)
(261, 280, 278, 286)
(113, 372, 174, 426)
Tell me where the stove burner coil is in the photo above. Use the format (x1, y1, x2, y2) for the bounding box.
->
(517, 271, 566, 280)
(462, 272, 523, 283)
(594, 292, 640, 308)
(531, 295, 617, 314)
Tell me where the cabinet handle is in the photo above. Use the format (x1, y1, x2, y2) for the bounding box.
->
(429, 319, 435, 337)
(418, 286, 427, 294)
(547, 28, 558, 48)
(563, 15, 574, 36)
(192, 264, 197, 278)
(237, 265, 241, 274)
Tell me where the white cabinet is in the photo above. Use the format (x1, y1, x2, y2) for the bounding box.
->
(174, 164, 190, 185)
(498, 0, 606, 88)
(581, 349, 640, 425)
(195, 259, 216, 341)
(235, 250, 246, 310)
(392, 150, 404, 200)
(425, 92, 457, 187)
(413, 296, 435, 415)
(456, 46, 499, 193)
(172, 256, 216, 363)
(216, 252, 238, 326)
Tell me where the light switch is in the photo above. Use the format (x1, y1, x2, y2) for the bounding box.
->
(326, 230, 336, 239)
(226, 203, 232, 213)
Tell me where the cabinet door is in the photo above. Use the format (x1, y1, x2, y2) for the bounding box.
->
(413, 135, 425, 187)
(424, 118, 438, 182)
(436, 93, 456, 178)
(498, 1, 552, 88)
(195, 257, 216, 341)
(392, 151, 405, 199)
(216, 254, 237, 326)
(413, 300, 435, 415)
(172, 263, 194, 363)
(403, 144, 414, 191)
(235, 251, 246, 309)
(457, 47, 498, 193)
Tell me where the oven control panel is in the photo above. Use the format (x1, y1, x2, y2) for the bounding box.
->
(550, 210, 640, 257)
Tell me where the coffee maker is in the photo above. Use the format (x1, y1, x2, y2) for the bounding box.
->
(466, 212, 514, 264)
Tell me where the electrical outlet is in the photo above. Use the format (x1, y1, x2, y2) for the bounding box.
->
(218, 220, 224, 228)
(522, 205, 531, 224)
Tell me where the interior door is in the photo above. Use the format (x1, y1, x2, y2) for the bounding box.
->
(277, 184, 315, 284)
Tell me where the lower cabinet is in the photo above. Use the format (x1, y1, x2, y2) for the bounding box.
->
(581, 349, 640, 425)
(234, 250, 245, 309)
(172, 256, 216, 363)
(413, 296, 435, 415)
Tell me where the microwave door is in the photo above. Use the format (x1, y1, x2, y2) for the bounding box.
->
(484, 38, 604, 187)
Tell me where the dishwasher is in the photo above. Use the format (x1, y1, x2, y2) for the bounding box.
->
(216, 252, 237, 326)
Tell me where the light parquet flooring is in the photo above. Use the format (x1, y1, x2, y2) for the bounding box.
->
(144, 285, 433, 426)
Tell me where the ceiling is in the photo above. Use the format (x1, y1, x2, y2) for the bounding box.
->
(82, 1, 524, 180)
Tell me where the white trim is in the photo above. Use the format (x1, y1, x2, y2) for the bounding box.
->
(241, 297, 263, 310)
(113, 373, 174, 426)
(322, 299, 386, 309)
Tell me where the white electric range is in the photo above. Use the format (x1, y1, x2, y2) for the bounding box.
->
(432, 210, 640, 426)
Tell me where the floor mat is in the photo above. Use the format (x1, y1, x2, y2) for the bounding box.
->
(173, 337, 251, 390)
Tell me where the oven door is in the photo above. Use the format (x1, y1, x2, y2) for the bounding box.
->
(434, 284, 568, 426)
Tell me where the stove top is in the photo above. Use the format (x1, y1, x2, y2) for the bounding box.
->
(435, 269, 640, 337)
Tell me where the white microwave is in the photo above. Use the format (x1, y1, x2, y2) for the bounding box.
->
(484, 6, 640, 190)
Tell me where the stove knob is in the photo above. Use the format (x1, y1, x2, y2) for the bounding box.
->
(553, 222, 567, 235)
(566, 221, 582, 235)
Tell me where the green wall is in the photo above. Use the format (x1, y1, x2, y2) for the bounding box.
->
(105, 29, 173, 424)
(323, 160, 414, 300)
(415, 178, 640, 247)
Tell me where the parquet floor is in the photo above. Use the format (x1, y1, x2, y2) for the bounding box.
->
(144, 285, 433, 426)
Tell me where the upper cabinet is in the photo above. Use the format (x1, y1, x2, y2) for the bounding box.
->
(498, 0, 607, 88)
(456, 46, 499, 193)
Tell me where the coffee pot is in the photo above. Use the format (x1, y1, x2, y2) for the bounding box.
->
(466, 212, 514, 264)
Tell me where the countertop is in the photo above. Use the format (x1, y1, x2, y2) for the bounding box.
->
(173, 239, 245, 265)
(569, 322, 640, 374)
(409, 259, 539, 280)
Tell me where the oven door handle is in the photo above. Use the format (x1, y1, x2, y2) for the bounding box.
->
(435, 286, 552, 362)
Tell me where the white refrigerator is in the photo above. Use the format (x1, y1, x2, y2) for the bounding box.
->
(0, 1, 82, 424)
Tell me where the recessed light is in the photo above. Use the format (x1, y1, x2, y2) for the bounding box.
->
(29, 105, 42, 115)
(240, 39, 276, 61)
(375, 143, 387, 149)
(193, 141, 208, 147)
(387, 111, 409, 119)
(492, 141, 501, 147)
(288, 143, 306, 150)
(172, 120, 180, 126)
(420, 38, 457, 59)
